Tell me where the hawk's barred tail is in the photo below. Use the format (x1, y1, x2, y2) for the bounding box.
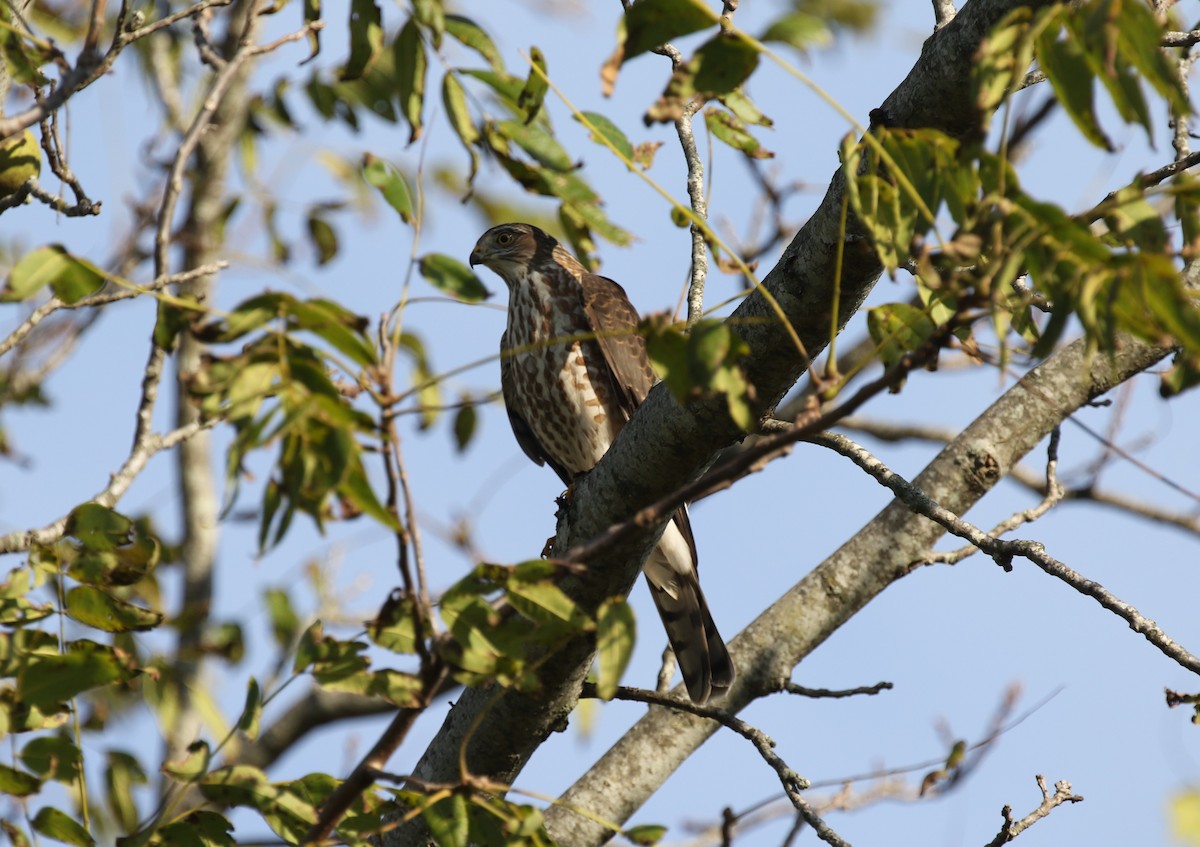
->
(649, 575, 735, 704)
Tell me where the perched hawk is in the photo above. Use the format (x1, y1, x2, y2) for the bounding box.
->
(469, 222, 735, 703)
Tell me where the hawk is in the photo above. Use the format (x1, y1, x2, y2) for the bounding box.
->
(469, 222, 735, 703)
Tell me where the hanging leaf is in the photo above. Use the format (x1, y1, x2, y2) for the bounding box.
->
(395, 18, 427, 143)
(419, 253, 490, 302)
(2, 244, 106, 304)
(362, 154, 414, 224)
(517, 46, 549, 123)
(339, 0, 383, 81)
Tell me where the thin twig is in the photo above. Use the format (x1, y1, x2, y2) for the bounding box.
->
(835, 416, 1200, 537)
(930, 428, 1064, 565)
(0, 0, 235, 139)
(983, 775, 1083, 846)
(578, 682, 859, 847)
(0, 262, 227, 359)
(0, 417, 219, 553)
(812, 432, 1200, 676)
(301, 662, 449, 846)
(779, 680, 893, 699)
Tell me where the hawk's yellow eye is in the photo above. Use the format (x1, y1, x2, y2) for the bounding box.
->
(496, 232, 514, 246)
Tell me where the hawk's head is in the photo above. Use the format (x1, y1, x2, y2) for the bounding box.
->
(469, 223, 583, 285)
(469, 223, 541, 279)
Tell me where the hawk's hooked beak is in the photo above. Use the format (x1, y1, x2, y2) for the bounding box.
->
(468, 245, 484, 268)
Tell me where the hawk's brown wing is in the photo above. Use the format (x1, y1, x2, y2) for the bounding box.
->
(580, 273, 657, 415)
(581, 273, 700, 564)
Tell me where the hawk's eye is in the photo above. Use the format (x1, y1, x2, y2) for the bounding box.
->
(496, 232, 514, 246)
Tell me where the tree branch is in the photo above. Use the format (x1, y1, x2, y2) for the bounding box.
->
(547, 329, 1171, 845)
(983, 775, 1083, 846)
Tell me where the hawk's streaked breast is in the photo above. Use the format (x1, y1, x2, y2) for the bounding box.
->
(504, 267, 619, 476)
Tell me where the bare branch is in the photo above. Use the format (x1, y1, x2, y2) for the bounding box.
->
(0, 0, 236, 139)
(836, 416, 1200, 538)
(1162, 29, 1200, 47)
(0, 417, 219, 553)
(0, 262, 227, 359)
(984, 775, 1083, 846)
(581, 684, 858, 847)
(779, 680, 894, 699)
(813, 432, 1200, 676)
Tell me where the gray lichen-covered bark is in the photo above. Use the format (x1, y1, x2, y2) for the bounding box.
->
(388, 1, 1065, 843)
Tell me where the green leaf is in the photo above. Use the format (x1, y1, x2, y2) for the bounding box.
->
(163, 740, 212, 783)
(65, 503, 134, 552)
(423, 793, 469, 847)
(395, 18, 427, 143)
(1035, 19, 1111, 150)
(303, 0, 321, 61)
(413, 0, 445, 47)
(2, 244, 106, 304)
(21, 735, 82, 782)
(626, 823, 668, 846)
(238, 677, 262, 740)
(150, 811, 234, 847)
(418, 253, 490, 302)
(761, 11, 831, 53)
(0, 27, 50, 87)
(497, 119, 574, 171)
(368, 669, 425, 707)
(31, 807, 94, 847)
(506, 572, 586, 629)
(442, 73, 481, 182)
(0, 130, 41, 198)
(972, 7, 1038, 118)
(867, 302, 938, 379)
(105, 751, 148, 833)
(264, 587, 301, 649)
(198, 764, 269, 807)
(0, 763, 41, 796)
(64, 585, 163, 633)
(294, 620, 324, 673)
(306, 212, 339, 265)
(576, 110, 634, 162)
(645, 35, 760, 124)
(17, 643, 131, 708)
(338, 456, 404, 532)
(719, 89, 772, 127)
(340, 0, 383, 81)
(617, 0, 715, 63)
(445, 15, 503, 71)
(1, 821, 31, 847)
(362, 154, 414, 224)
(595, 597, 635, 700)
(370, 592, 419, 654)
(517, 46, 549, 123)
(704, 107, 773, 159)
(452, 401, 477, 452)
